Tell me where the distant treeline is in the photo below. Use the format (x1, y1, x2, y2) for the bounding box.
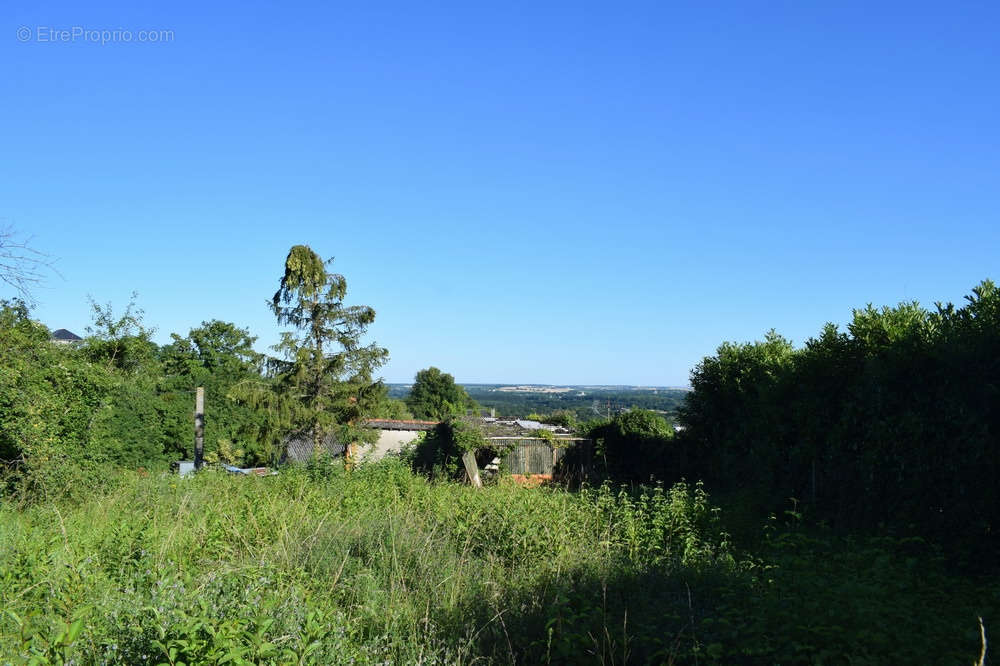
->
(388, 384, 689, 421)
(676, 280, 1000, 559)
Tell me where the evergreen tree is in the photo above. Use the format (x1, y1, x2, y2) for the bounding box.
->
(234, 245, 388, 460)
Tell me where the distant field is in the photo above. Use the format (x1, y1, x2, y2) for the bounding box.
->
(388, 383, 691, 420)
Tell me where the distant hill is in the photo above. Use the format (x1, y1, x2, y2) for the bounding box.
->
(387, 383, 690, 420)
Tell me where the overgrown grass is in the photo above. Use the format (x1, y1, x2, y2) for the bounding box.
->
(1, 460, 995, 664)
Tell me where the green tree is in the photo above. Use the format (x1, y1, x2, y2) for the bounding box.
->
(365, 382, 413, 420)
(159, 320, 268, 464)
(0, 299, 60, 464)
(679, 329, 796, 488)
(538, 409, 578, 430)
(163, 319, 263, 378)
(233, 245, 388, 460)
(405, 367, 477, 420)
(677, 281, 1000, 555)
(83, 292, 157, 374)
(0, 299, 113, 498)
(587, 408, 675, 480)
(405, 416, 487, 479)
(77, 293, 168, 467)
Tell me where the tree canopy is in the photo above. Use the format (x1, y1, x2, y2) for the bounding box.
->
(159, 320, 268, 463)
(405, 367, 477, 420)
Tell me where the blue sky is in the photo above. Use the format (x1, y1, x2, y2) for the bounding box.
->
(3, 1, 998, 385)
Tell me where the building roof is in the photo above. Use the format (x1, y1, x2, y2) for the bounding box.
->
(50, 328, 83, 341)
(475, 418, 572, 438)
(365, 419, 439, 431)
(515, 419, 561, 432)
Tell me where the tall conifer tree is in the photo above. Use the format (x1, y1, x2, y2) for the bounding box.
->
(233, 245, 388, 459)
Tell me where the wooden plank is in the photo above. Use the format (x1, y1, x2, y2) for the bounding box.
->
(461, 450, 482, 488)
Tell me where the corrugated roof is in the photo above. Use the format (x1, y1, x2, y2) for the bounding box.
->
(515, 419, 560, 432)
(365, 419, 439, 431)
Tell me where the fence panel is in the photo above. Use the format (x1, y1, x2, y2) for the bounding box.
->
(489, 437, 590, 476)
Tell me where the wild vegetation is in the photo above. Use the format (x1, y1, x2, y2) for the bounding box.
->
(1, 461, 992, 664)
(0, 245, 406, 496)
(1, 254, 997, 663)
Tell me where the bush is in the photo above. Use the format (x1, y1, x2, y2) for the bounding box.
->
(586, 408, 676, 481)
(403, 417, 486, 480)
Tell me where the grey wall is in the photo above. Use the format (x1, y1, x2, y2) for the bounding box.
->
(358, 429, 423, 462)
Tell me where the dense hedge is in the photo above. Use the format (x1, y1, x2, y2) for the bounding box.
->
(0, 301, 270, 500)
(678, 280, 1000, 556)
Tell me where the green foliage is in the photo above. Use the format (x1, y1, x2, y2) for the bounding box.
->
(231, 245, 388, 461)
(1, 250, 395, 490)
(162, 319, 263, 378)
(363, 382, 413, 420)
(87, 373, 167, 467)
(0, 300, 117, 501)
(160, 320, 270, 465)
(679, 280, 1000, 556)
(404, 367, 477, 420)
(526, 409, 579, 430)
(0, 466, 993, 664)
(0, 300, 59, 465)
(586, 408, 675, 480)
(0, 295, 286, 499)
(83, 293, 157, 375)
(370, 398, 412, 419)
(403, 418, 487, 479)
(543, 409, 578, 429)
(75, 294, 173, 469)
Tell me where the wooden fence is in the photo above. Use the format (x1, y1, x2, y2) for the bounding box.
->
(488, 437, 592, 477)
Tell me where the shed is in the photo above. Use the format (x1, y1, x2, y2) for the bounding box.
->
(284, 432, 346, 462)
(283, 420, 440, 463)
(359, 419, 439, 461)
(488, 437, 592, 477)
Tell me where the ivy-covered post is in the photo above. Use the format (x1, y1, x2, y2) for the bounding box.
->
(194, 386, 204, 469)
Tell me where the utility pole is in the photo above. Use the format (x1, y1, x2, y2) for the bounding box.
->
(194, 387, 204, 470)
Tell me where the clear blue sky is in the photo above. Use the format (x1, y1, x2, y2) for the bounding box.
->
(3, 1, 998, 385)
